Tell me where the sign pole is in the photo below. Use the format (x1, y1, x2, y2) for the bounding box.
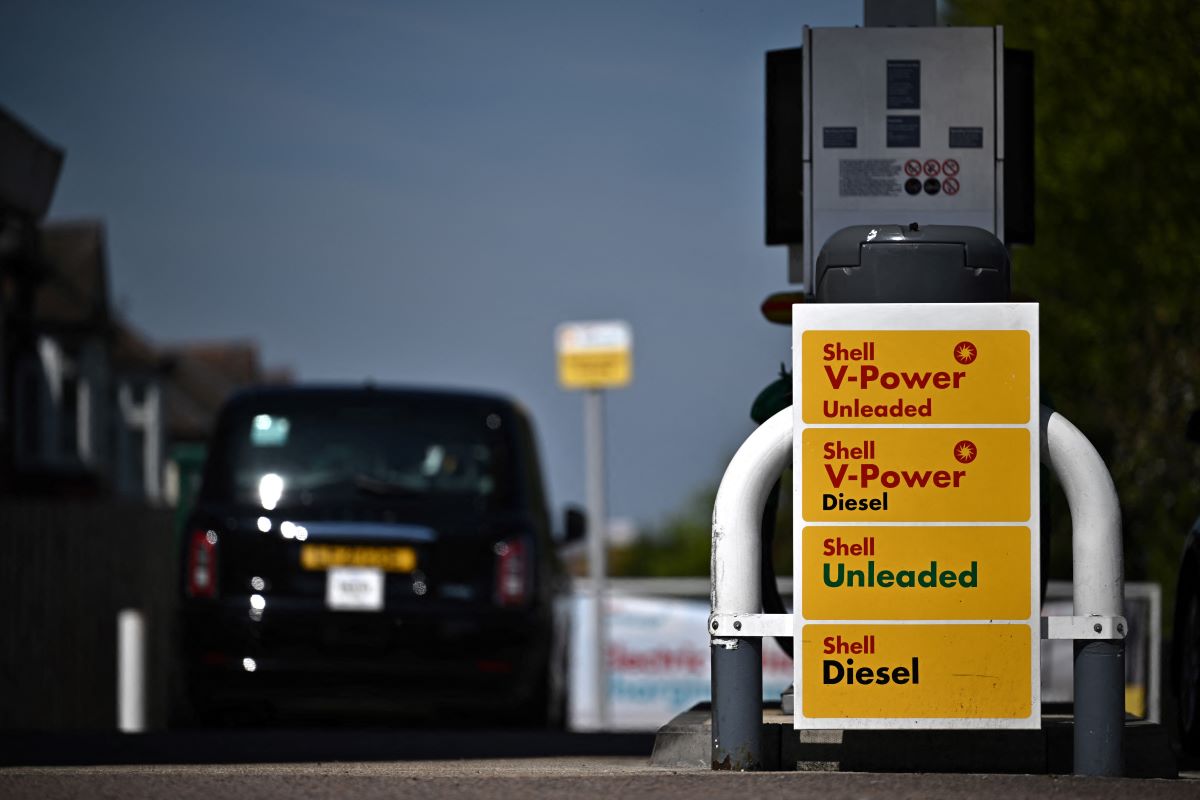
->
(584, 387, 609, 729)
(556, 318, 630, 730)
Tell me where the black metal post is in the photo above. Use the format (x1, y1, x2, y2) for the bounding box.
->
(1073, 639, 1125, 776)
(711, 638, 763, 770)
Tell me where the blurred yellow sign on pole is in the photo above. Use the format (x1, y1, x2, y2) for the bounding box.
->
(556, 319, 631, 729)
(556, 320, 633, 390)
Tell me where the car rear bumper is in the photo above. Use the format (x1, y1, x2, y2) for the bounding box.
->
(178, 599, 554, 713)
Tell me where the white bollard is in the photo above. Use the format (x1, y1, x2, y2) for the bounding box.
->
(117, 608, 146, 733)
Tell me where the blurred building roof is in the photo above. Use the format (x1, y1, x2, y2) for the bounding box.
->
(0, 106, 63, 220)
(111, 320, 164, 374)
(30, 217, 293, 444)
(163, 341, 292, 442)
(36, 220, 110, 331)
(174, 341, 262, 387)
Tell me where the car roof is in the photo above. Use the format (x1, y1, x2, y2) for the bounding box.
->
(222, 384, 522, 414)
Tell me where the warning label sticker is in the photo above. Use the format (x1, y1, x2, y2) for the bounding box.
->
(823, 127, 858, 148)
(839, 159, 902, 197)
(887, 116, 921, 148)
(949, 127, 984, 148)
(886, 60, 921, 110)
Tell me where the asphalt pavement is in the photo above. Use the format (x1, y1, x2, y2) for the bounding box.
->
(0, 729, 655, 767)
(4, 759, 1200, 800)
(4, 729, 1199, 799)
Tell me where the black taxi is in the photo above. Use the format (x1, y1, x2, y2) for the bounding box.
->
(176, 385, 581, 725)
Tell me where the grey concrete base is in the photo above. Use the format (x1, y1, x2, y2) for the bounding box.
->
(651, 703, 1177, 778)
(650, 704, 713, 770)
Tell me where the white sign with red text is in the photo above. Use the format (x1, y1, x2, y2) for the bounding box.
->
(568, 593, 792, 731)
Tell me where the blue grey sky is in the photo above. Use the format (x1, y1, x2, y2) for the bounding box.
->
(1, 0, 859, 528)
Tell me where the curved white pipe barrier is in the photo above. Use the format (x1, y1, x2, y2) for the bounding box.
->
(1040, 406, 1124, 618)
(710, 406, 793, 617)
(1039, 405, 1125, 776)
(709, 403, 1125, 775)
(709, 406, 792, 770)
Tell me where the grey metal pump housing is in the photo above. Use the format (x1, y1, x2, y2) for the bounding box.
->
(813, 224, 1010, 303)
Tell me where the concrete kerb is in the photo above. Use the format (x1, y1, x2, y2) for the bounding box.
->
(652, 704, 1177, 777)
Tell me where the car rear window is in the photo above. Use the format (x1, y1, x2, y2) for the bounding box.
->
(201, 397, 516, 509)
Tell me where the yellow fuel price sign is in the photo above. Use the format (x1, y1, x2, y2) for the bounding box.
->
(800, 329, 1030, 425)
(800, 428, 1030, 522)
(799, 624, 1033, 722)
(801, 526, 1031, 620)
(792, 303, 1040, 730)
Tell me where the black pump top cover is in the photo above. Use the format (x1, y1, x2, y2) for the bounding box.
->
(813, 224, 1011, 303)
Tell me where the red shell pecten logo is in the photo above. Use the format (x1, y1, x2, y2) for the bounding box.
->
(953, 440, 978, 464)
(953, 340, 977, 365)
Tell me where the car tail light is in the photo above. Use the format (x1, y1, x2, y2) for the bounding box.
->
(494, 537, 528, 607)
(187, 530, 218, 598)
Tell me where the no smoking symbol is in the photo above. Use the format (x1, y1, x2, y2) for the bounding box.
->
(942, 159, 960, 176)
(923, 159, 940, 177)
(943, 177, 960, 196)
(905, 160, 922, 177)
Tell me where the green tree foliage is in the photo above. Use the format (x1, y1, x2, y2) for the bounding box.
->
(610, 486, 716, 577)
(949, 0, 1200, 609)
(613, 472, 793, 577)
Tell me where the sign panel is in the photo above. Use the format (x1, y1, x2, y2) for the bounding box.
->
(555, 320, 633, 390)
(800, 624, 1032, 720)
(799, 329, 1030, 424)
(801, 526, 1031, 620)
(793, 303, 1039, 730)
(800, 428, 1030, 522)
(567, 594, 792, 731)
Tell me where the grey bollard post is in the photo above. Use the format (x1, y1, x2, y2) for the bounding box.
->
(711, 638, 763, 769)
(710, 407, 792, 770)
(1074, 640, 1125, 775)
(1040, 406, 1124, 776)
(118, 608, 146, 734)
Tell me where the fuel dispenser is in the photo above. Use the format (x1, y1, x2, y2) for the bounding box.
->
(754, 16, 1034, 659)
(765, 26, 1033, 289)
(713, 11, 1124, 778)
(754, 224, 1025, 662)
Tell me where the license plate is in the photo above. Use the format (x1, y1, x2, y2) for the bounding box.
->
(300, 544, 416, 572)
(325, 567, 385, 612)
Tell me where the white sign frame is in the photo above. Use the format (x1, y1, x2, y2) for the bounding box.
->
(793, 302, 1040, 730)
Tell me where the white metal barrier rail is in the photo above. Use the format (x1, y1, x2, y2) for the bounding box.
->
(709, 405, 1126, 776)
